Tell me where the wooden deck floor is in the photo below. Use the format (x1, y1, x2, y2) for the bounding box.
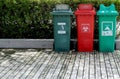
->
(0, 49, 120, 79)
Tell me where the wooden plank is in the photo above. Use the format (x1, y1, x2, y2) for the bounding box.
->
(103, 53, 114, 79)
(57, 53, 72, 79)
(32, 52, 54, 79)
(95, 52, 102, 79)
(25, 51, 53, 79)
(13, 51, 45, 79)
(44, 53, 63, 79)
(21, 51, 45, 79)
(18, 51, 50, 79)
(70, 52, 80, 79)
(38, 52, 58, 79)
(50, 53, 66, 79)
(112, 51, 120, 77)
(82, 53, 90, 79)
(0, 56, 11, 72)
(115, 50, 120, 56)
(77, 53, 85, 79)
(116, 50, 120, 66)
(89, 53, 95, 79)
(1, 50, 120, 79)
(1, 51, 37, 79)
(0, 57, 4, 63)
(109, 52, 120, 79)
(60, 52, 75, 79)
(50, 53, 68, 79)
(114, 50, 120, 68)
(99, 53, 108, 79)
(53, 53, 68, 79)
(0, 54, 25, 78)
(7, 51, 40, 79)
(0, 67, 5, 72)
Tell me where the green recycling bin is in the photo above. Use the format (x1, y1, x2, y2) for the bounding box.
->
(97, 4, 119, 52)
(51, 4, 73, 52)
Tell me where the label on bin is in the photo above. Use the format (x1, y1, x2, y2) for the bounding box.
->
(57, 22, 66, 34)
(58, 31, 66, 34)
(81, 24, 90, 32)
(102, 21, 113, 36)
(58, 23, 66, 26)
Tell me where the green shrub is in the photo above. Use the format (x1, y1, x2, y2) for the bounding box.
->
(0, 0, 119, 38)
(0, 0, 55, 38)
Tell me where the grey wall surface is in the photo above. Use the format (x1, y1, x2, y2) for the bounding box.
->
(0, 39, 119, 50)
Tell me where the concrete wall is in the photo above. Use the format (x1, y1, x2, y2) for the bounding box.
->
(0, 39, 119, 50)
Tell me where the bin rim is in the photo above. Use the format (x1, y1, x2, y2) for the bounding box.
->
(52, 8, 72, 12)
(51, 8, 73, 15)
(74, 8, 96, 15)
(78, 4, 93, 11)
(97, 11, 119, 16)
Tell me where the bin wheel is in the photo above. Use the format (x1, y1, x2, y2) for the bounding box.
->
(75, 41, 78, 51)
(115, 43, 116, 50)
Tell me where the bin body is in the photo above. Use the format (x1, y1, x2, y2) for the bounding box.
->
(75, 4, 96, 52)
(97, 4, 118, 52)
(51, 4, 73, 52)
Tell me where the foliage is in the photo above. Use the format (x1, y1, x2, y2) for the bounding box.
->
(0, 0, 120, 38)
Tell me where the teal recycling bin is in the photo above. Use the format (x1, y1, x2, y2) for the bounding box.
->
(51, 4, 73, 52)
(97, 4, 119, 52)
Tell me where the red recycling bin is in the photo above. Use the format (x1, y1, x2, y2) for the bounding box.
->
(75, 4, 96, 52)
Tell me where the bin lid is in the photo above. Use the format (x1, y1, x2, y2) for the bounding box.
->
(78, 4, 93, 10)
(97, 4, 119, 15)
(51, 4, 73, 15)
(55, 4, 69, 11)
(74, 4, 96, 15)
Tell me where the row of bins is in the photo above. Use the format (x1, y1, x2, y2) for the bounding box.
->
(51, 4, 119, 53)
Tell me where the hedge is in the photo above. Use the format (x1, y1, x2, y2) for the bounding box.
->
(0, 0, 120, 38)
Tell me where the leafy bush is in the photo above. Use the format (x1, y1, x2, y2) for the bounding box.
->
(0, 0, 119, 38)
(0, 0, 55, 38)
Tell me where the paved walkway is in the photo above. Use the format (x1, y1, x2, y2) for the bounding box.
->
(0, 49, 120, 79)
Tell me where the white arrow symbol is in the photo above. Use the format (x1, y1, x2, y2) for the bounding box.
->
(105, 26, 110, 30)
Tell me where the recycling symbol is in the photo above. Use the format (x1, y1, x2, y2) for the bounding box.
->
(102, 21, 113, 36)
